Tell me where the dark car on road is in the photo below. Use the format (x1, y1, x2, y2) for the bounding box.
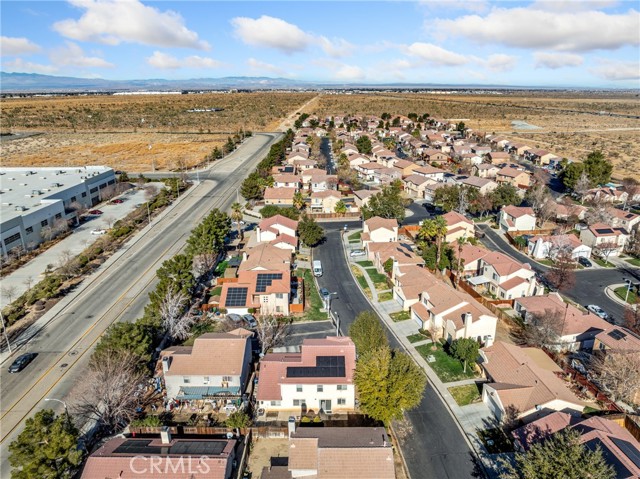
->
(578, 257, 592, 268)
(8, 353, 37, 373)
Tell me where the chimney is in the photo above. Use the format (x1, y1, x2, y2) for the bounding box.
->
(162, 356, 171, 373)
(463, 312, 472, 338)
(160, 426, 172, 445)
(288, 416, 296, 438)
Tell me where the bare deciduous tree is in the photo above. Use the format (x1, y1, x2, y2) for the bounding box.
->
(523, 308, 565, 349)
(574, 171, 592, 204)
(71, 349, 147, 434)
(192, 253, 217, 279)
(585, 200, 614, 226)
(255, 315, 291, 355)
(1, 285, 18, 304)
(40, 225, 54, 242)
(596, 241, 619, 265)
(53, 218, 69, 236)
(621, 177, 639, 210)
(23, 275, 34, 291)
(69, 201, 87, 217)
(144, 184, 158, 201)
(159, 286, 194, 341)
(100, 185, 117, 201)
(57, 249, 79, 279)
(623, 303, 640, 335)
(102, 216, 116, 229)
(590, 351, 640, 404)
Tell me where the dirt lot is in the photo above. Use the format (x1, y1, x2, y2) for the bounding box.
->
(246, 437, 289, 477)
(305, 92, 640, 180)
(0, 92, 315, 171)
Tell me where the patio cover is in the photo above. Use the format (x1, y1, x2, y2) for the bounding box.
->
(467, 275, 490, 286)
(176, 386, 241, 400)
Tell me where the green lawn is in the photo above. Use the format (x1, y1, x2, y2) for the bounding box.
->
(377, 291, 394, 302)
(348, 231, 361, 241)
(390, 310, 411, 322)
(365, 268, 390, 291)
(614, 286, 638, 304)
(626, 257, 640, 267)
(478, 428, 514, 453)
(592, 257, 615, 268)
(538, 259, 554, 266)
(350, 265, 372, 299)
(407, 333, 429, 343)
(356, 260, 374, 268)
(215, 260, 228, 275)
(415, 343, 478, 383)
(448, 383, 482, 406)
(298, 268, 328, 321)
(210, 286, 222, 297)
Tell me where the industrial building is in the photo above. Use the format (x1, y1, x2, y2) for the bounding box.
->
(0, 166, 116, 257)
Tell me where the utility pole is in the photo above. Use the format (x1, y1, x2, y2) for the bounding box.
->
(0, 311, 11, 353)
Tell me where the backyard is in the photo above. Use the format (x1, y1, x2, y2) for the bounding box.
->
(416, 342, 479, 383)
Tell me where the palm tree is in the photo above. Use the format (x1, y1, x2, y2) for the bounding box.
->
(454, 236, 466, 288)
(418, 216, 448, 267)
(293, 191, 305, 211)
(231, 202, 244, 240)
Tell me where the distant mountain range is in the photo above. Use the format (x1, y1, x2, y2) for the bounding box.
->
(0, 71, 614, 93)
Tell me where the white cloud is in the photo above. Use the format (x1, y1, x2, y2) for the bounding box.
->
(319, 37, 354, 58)
(590, 59, 640, 81)
(146, 51, 222, 69)
(2, 58, 57, 74)
(334, 64, 365, 81)
(406, 42, 469, 66)
(419, 0, 488, 13)
(231, 15, 311, 54)
(534, 52, 584, 69)
(485, 54, 517, 72)
(434, 7, 639, 52)
(530, 0, 619, 12)
(247, 58, 285, 76)
(50, 41, 114, 68)
(53, 0, 209, 49)
(1, 36, 41, 56)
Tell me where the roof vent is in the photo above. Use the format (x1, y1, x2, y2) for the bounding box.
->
(15, 205, 25, 212)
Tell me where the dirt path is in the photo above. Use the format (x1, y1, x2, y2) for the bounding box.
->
(275, 94, 322, 131)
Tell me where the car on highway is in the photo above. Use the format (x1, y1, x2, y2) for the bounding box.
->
(110, 198, 124, 204)
(8, 353, 37, 373)
(350, 249, 365, 257)
(226, 313, 244, 323)
(578, 257, 592, 268)
(242, 314, 257, 328)
(587, 304, 610, 320)
(91, 229, 107, 235)
(88, 209, 103, 215)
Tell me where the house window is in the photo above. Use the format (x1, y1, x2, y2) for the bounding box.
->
(41, 219, 48, 227)
(270, 400, 282, 406)
(222, 376, 232, 383)
(276, 306, 282, 313)
(317, 385, 323, 392)
(262, 296, 269, 303)
(203, 376, 210, 383)
(25, 227, 33, 234)
(296, 385, 303, 392)
(337, 398, 346, 406)
(337, 385, 347, 391)
(293, 399, 306, 406)
(492, 273, 498, 281)
(183, 377, 190, 384)
(276, 293, 283, 299)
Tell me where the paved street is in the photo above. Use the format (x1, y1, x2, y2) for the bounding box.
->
(314, 222, 479, 479)
(0, 133, 281, 478)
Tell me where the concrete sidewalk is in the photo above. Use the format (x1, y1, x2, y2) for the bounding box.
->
(341, 233, 500, 477)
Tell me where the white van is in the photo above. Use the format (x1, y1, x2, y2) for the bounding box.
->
(313, 260, 323, 277)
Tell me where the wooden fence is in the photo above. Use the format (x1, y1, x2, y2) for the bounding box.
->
(307, 211, 361, 219)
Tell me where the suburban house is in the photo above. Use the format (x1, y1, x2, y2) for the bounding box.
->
(310, 190, 342, 213)
(402, 174, 433, 199)
(495, 166, 531, 189)
(393, 159, 420, 176)
(609, 208, 640, 231)
(499, 205, 537, 233)
(261, 427, 396, 479)
(525, 149, 557, 165)
(487, 151, 511, 164)
(366, 241, 424, 273)
(470, 250, 542, 299)
(347, 153, 370, 168)
(159, 328, 253, 402)
(293, 159, 318, 172)
(273, 174, 302, 190)
(287, 151, 309, 164)
(392, 264, 438, 310)
(508, 143, 533, 156)
(511, 412, 640, 479)
(549, 201, 587, 222)
(580, 223, 629, 257)
(413, 165, 447, 182)
(410, 281, 497, 344)
(239, 243, 292, 272)
(423, 182, 449, 203)
(458, 244, 492, 276)
(256, 336, 356, 415)
(356, 162, 384, 182)
(362, 216, 398, 245)
(353, 189, 377, 209)
(305, 171, 337, 193)
(422, 149, 450, 165)
(81, 433, 237, 479)
(264, 187, 296, 206)
(583, 187, 628, 204)
(220, 269, 291, 315)
(442, 211, 475, 242)
(592, 326, 640, 404)
(454, 175, 498, 195)
(527, 233, 591, 260)
(480, 341, 585, 422)
(255, 215, 299, 251)
(514, 293, 611, 351)
(472, 163, 501, 179)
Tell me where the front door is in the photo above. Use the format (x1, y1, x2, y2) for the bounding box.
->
(320, 399, 332, 414)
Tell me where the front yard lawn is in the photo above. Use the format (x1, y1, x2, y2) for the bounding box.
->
(298, 268, 327, 321)
(377, 291, 394, 302)
(626, 257, 640, 267)
(592, 257, 615, 268)
(356, 260, 374, 268)
(448, 383, 482, 406)
(407, 332, 429, 343)
(478, 427, 515, 454)
(390, 310, 411, 322)
(350, 265, 372, 299)
(538, 259, 554, 266)
(366, 268, 390, 290)
(415, 342, 479, 383)
(348, 231, 361, 241)
(614, 286, 638, 304)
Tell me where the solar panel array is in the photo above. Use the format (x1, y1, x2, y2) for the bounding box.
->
(255, 273, 283, 293)
(608, 329, 627, 341)
(287, 355, 346, 378)
(611, 437, 640, 469)
(113, 439, 227, 457)
(114, 440, 163, 455)
(225, 287, 248, 307)
(595, 228, 614, 234)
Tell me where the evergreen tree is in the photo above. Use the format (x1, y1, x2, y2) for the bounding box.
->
(349, 311, 388, 356)
(297, 216, 324, 247)
(361, 180, 406, 221)
(450, 337, 479, 373)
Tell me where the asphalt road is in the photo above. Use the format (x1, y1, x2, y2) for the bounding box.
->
(0, 133, 281, 477)
(477, 223, 631, 324)
(314, 222, 479, 479)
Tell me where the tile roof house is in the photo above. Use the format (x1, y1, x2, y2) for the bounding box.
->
(511, 412, 640, 479)
(159, 328, 253, 402)
(413, 165, 447, 182)
(496, 166, 531, 189)
(366, 242, 424, 273)
(480, 341, 585, 422)
(514, 293, 611, 351)
(362, 216, 398, 245)
(256, 337, 356, 415)
(256, 215, 299, 251)
(472, 163, 501, 179)
(392, 264, 438, 310)
(609, 208, 640, 231)
(347, 153, 371, 168)
(442, 211, 475, 243)
(499, 205, 537, 232)
(293, 159, 318, 172)
(468, 250, 542, 299)
(220, 269, 291, 315)
(454, 175, 499, 195)
(273, 174, 302, 191)
(287, 152, 310, 164)
(310, 190, 342, 213)
(422, 149, 450, 164)
(264, 187, 297, 206)
(548, 201, 587, 222)
(353, 189, 378, 209)
(583, 187, 628, 204)
(402, 174, 433, 199)
(527, 233, 591, 261)
(580, 222, 629, 257)
(239, 243, 292, 272)
(458, 244, 491, 275)
(487, 151, 511, 164)
(81, 433, 237, 479)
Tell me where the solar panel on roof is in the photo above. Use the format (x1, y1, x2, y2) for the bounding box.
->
(225, 287, 248, 307)
(286, 356, 346, 378)
(255, 273, 283, 293)
(595, 228, 614, 234)
(611, 437, 640, 469)
(607, 329, 627, 341)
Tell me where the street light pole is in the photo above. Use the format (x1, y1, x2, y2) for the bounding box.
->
(625, 279, 632, 303)
(0, 310, 11, 353)
(44, 398, 70, 426)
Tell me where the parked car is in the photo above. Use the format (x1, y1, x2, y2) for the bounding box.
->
(231, 220, 246, 226)
(587, 305, 609, 320)
(110, 198, 124, 204)
(350, 249, 365, 257)
(91, 229, 107, 235)
(242, 314, 257, 328)
(8, 353, 37, 373)
(88, 209, 103, 215)
(226, 313, 244, 323)
(578, 257, 592, 268)
(319, 288, 331, 299)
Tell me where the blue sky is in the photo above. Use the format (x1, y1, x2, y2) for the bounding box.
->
(1, 0, 639, 87)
